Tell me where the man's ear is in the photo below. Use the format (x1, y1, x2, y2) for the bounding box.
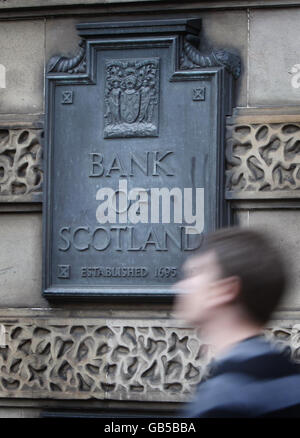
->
(207, 276, 241, 309)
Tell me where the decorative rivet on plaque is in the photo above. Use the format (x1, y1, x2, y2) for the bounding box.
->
(192, 87, 205, 101)
(57, 265, 71, 279)
(61, 91, 73, 104)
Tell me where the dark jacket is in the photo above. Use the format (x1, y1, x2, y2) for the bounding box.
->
(184, 335, 300, 418)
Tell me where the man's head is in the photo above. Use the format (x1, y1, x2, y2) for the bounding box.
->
(175, 227, 287, 327)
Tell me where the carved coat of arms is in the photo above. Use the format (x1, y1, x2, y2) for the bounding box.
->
(104, 58, 159, 138)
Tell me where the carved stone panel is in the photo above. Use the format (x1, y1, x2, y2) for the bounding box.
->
(226, 122, 300, 199)
(0, 128, 43, 203)
(0, 312, 298, 403)
(0, 316, 212, 402)
(104, 58, 159, 138)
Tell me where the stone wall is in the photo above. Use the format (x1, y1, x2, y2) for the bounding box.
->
(1, 0, 300, 417)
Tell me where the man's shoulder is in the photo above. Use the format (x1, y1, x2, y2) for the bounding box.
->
(211, 335, 299, 379)
(184, 368, 253, 417)
(184, 336, 300, 418)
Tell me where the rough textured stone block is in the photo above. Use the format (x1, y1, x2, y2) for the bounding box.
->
(0, 408, 40, 418)
(45, 18, 81, 62)
(0, 213, 47, 307)
(0, 0, 154, 7)
(249, 9, 300, 105)
(0, 20, 45, 114)
(249, 210, 300, 309)
(234, 210, 249, 227)
(0, 128, 43, 202)
(199, 10, 248, 107)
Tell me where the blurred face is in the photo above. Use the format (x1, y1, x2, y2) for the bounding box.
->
(174, 251, 223, 326)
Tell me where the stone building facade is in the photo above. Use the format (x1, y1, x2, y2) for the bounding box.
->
(1, 0, 300, 417)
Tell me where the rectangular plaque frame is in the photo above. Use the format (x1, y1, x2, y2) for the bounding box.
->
(43, 19, 238, 301)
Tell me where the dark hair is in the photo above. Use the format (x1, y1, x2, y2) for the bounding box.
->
(200, 227, 287, 324)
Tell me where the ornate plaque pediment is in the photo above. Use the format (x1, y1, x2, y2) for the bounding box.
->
(44, 19, 240, 300)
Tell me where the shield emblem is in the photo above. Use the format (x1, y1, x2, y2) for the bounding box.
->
(120, 91, 140, 123)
